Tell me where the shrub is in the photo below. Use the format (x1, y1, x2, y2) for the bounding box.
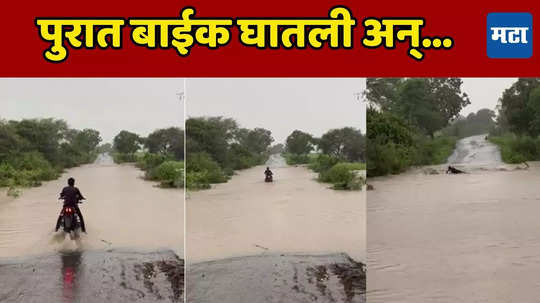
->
(320, 162, 365, 190)
(308, 154, 341, 173)
(186, 153, 228, 189)
(0, 152, 60, 188)
(413, 136, 458, 165)
(284, 153, 310, 165)
(112, 152, 138, 163)
(489, 134, 540, 163)
(151, 161, 184, 188)
(137, 152, 170, 170)
(186, 171, 212, 190)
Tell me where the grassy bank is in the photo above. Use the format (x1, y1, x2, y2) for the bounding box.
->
(488, 134, 540, 163)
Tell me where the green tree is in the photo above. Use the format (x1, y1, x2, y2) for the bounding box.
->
(145, 127, 184, 160)
(113, 130, 142, 154)
(319, 127, 365, 162)
(366, 78, 470, 137)
(236, 127, 274, 155)
(73, 129, 102, 154)
(367, 107, 415, 176)
(497, 78, 540, 136)
(97, 143, 113, 154)
(442, 108, 496, 138)
(269, 143, 285, 154)
(10, 118, 68, 164)
(285, 130, 314, 155)
(186, 117, 238, 166)
(0, 121, 25, 162)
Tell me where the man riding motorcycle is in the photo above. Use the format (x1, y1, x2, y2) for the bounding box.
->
(264, 167, 273, 182)
(55, 177, 86, 233)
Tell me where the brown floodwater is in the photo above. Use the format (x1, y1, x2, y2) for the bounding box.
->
(186, 161, 365, 264)
(368, 135, 540, 302)
(0, 155, 183, 259)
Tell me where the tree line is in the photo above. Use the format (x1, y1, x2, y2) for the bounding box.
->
(283, 127, 365, 190)
(0, 118, 102, 193)
(366, 78, 471, 176)
(186, 117, 274, 189)
(487, 78, 540, 163)
(111, 127, 184, 188)
(185, 116, 365, 191)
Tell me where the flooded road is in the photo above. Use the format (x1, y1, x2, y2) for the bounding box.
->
(187, 157, 365, 302)
(187, 159, 365, 263)
(0, 155, 184, 302)
(447, 134, 502, 167)
(368, 136, 540, 302)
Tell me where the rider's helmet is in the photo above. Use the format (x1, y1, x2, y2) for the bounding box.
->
(68, 177, 75, 186)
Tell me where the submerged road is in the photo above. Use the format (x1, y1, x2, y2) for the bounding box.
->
(187, 155, 365, 302)
(368, 135, 540, 302)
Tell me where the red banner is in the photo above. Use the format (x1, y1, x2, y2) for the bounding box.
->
(1, 0, 539, 77)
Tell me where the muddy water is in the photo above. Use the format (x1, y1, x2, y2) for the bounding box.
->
(368, 136, 540, 302)
(0, 155, 183, 258)
(186, 161, 365, 264)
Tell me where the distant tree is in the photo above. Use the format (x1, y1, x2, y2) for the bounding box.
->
(186, 117, 238, 166)
(0, 121, 25, 162)
(269, 143, 285, 154)
(145, 127, 184, 160)
(319, 127, 365, 162)
(113, 130, 142, 154)
(442, 108, 496, 138)
(365, 78, 470, 137)
(285, 130, 314, 155)
(497, 78, 540, 136)
(236, 127, 274, 155)
(96, 143, 113, 154)
(73, 129, 102, 154)
(10, 118, 68, 164)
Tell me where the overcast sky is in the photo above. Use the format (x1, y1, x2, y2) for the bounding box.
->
(0, 78, 184, 143)
(187, 78, 366, 144)
(0, 78, 518, 145)
(460, 78, 516, 116)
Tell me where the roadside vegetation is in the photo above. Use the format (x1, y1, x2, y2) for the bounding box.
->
(487, 78, 540, 164)
(284, 128, 366, 190)
(185, 117, 273, 190)
(0, 118, 102, 197)
(111, 127, 184, 188)
(366, 78, 471, 177)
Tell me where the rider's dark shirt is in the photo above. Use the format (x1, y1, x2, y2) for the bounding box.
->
(60, 186, 85, 206)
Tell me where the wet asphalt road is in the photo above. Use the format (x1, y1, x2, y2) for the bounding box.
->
(187, 253, 365, 303)
(0, 249, 183, 303)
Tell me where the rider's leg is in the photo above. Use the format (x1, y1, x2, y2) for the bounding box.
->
(75, 206, 86, 232)
(55, 215, 62, 231)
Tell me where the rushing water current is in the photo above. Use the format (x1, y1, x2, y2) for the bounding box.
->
(187, 156, 365, 264)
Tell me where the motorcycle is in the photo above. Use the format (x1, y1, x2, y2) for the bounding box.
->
(265, 174, 273, 182)
(58, 199, 84, 236)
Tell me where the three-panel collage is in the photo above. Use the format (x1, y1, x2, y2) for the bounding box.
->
(0, 77, 536, 303)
